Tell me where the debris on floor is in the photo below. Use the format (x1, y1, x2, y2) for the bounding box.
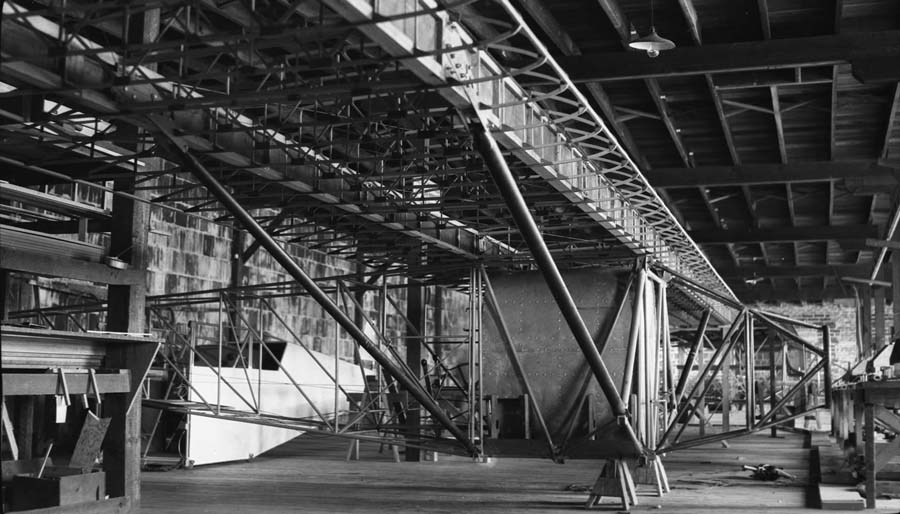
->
(742, 464, 795, 481)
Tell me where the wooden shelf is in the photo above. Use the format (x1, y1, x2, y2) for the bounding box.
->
(2, 372, 130, 396)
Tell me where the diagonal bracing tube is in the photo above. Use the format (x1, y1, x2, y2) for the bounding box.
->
(149, 124, 479, 456)
(472, 122, 632, 424)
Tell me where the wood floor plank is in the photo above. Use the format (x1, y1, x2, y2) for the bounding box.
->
(139, 432, 900, 513)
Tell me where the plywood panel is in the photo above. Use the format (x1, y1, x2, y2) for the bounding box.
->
(187, 344, 365, 466)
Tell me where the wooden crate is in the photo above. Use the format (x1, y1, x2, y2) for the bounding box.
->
(8, 468, 105, 511)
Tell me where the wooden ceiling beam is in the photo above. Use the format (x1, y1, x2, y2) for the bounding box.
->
(690, 224, 879, 244)
(674, 0, 743, 192)
(708, 76, 740, 165)
(698, 187, 741, 267)
(594, 0, 630, 41)
(676, 0, 702, 45)
(757, 0, 771, 40)
(719, 263, 871, 280)
(771, 86, 788, 164)
(733, 285, 851, 303)
(834, 0, 844, 34)
(785, 183, 801, 289)
(592, 0, 694, 173)
(830, 66, 840, 160)
(882, 83, 900, 160)
(561, 31, 900, 82)
(646, 160, 897, 188)
(516, 0, 581, 56)
(645, 79, 691, 167)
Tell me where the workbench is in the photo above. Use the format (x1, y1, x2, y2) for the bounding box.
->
(1, 326, 160, 513)
(831, 380, 900, 509)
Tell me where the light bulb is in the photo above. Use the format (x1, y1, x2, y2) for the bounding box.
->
(647, 48, 660, 58)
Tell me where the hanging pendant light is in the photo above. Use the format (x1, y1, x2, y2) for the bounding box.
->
(629, 28, 676, 57)
(628, 0, 676, 58)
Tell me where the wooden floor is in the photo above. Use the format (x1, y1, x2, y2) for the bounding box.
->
(140, 430, 900, 513)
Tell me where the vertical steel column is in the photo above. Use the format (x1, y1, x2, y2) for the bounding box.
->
(334, 284, 341, 432)
(472, 123, 628, 418)
(745, 315, 755, 429)
(217, 295, 223, 415)
(467, 267, 477, 446)
(163, 138, 478, 456)
(405, 248, 425, 462)
(475, 269, 485, 453)
(823, 325, 832, 409)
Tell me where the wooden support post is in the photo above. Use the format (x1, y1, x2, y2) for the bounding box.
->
(854, 390, 864, 453)
(893, 255, 900, 339)
(861, 285, 872, 358)
(769, 334, 777, 437)
(586, 459, 637, 510)
(434, 286, 443, 379)
(874, 288, 885, 351)
(0, 270, 9, 321)
(843, 391, 852, 445)
(722, 352, 731, 432)
(103, 0, 157, 488)
(746, 318, 755, 429)
(15, 397, 35, 460)
(697, 341, 706, 437)
(865, 402, 876, 508)
(404, 246, 424, 462)
(105, 180, 149, 504)
(345, 439, 360, 461)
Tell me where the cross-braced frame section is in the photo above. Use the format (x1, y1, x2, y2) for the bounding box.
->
(655, 268, 832, 454)
(141, 271, 487, 462)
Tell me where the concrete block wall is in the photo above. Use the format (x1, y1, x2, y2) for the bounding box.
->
(148, 207, 233, 295)
(144, 203, 471, 371)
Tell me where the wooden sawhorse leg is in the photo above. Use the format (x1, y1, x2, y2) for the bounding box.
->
(585, 459, 637, 510)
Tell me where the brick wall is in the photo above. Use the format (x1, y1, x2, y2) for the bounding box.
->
(749, 298, 891, 380)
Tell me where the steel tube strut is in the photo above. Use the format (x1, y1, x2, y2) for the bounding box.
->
(472, 123, 629, 418)
(674, 309, 711, 404)
(154, 130, 478, 456)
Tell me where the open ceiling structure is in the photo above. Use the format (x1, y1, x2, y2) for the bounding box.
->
(2, 0, 898, 307)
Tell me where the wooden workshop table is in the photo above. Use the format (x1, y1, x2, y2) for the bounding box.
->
(1, 326, 160, 514)
(832, 380, 900, 509)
